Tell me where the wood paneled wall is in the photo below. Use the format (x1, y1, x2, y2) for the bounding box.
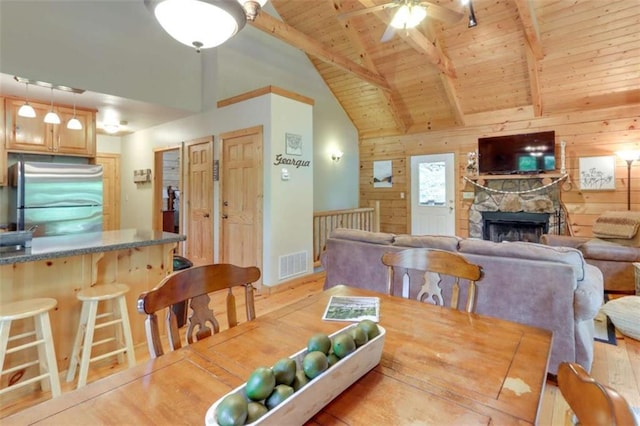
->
(360, 105, 640, 237)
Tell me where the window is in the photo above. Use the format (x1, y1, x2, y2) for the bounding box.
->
(418, 161, 446, 206)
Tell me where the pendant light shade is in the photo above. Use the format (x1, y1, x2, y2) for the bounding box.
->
(44, 88, 61, 125)
(146, 0, 247, 52)
(67, 93, 83, 130)
(18, 83, 37, 118)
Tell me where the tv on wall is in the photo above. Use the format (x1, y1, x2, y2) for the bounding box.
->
(478, 131, 556, 175)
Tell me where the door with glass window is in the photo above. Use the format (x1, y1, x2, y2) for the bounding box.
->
(410, 153, 455, 235)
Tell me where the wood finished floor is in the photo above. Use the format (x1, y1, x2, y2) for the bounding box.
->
(2, 271, 639, 424)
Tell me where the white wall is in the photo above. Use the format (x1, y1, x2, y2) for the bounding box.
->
(0, 1, 202, 111)
(97, 135, 122, 154)
(265, 95, 313, 285)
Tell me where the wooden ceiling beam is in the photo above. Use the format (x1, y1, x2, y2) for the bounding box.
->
(514, 0, 544, 60)
(403, 29, 457, 78)
(515, 0, 544, 116)
(422, 23, 464, 125)
(250, 12, 392, 93)
(331, 0, 407, 133)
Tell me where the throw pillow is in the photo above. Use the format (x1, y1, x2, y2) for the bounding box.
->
(592, 211, 640, 246)
(600, 296, 640, 341)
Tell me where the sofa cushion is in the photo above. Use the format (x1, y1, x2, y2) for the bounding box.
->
(458, 239, 585, 281)
(600, 296, 640, 341)
(393, 234, 461, 252)
(329, 228, 395, 245)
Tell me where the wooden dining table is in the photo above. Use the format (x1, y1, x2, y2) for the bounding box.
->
(4, 285, 552, 425)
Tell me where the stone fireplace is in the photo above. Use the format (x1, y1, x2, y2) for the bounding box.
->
(468, 177, 566, 242)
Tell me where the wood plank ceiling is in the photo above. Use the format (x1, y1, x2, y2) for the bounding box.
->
(254, 0, 640, 139)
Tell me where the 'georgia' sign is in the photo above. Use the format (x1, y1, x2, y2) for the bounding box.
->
(274, 154, 310, 168)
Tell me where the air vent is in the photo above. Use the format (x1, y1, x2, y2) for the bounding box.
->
(279, 251, 308, 280)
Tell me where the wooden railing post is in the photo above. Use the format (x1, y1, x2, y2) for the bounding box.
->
(312, 205, 379, 267)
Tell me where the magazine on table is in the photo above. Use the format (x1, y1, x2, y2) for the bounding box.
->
(322, 296, 380, 322)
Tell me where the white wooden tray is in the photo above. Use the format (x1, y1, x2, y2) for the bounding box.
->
(205, 323, 386, 425)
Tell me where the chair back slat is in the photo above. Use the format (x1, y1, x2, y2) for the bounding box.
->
(557, 362, 637, 426)
(138, 263, 261, 358)
(227, 288, 238, 328)
(382, 248, 484, 313)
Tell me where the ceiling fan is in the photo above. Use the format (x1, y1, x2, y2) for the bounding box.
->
(338, 0, 464, 42)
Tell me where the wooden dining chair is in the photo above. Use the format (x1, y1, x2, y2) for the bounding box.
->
(381, 248, 484, 313)
(137, 263, 261, 358)
(557, 362, 638, 426)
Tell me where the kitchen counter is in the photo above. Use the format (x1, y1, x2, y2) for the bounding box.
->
(0, 229, 185, 265)
(0, 229, 186, 388)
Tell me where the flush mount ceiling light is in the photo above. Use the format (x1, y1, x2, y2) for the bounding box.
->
(390, 3, 427, 29)
(145, 0, 250, 52)
(44, 88, 61, 125)
(67, 93, 83, 130)
(18, 82, 37, 118)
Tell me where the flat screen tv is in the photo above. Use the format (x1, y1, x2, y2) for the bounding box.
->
(478, 131, 556, 174)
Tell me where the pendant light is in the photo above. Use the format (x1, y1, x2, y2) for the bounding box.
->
(145, 0, 247, 52)
(18, 82, 37, 118)
(44, 88, 61, 124)
(67, 93, 83, 130)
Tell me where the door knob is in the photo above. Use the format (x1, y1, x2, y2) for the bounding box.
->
(204, 213, 210, 218)
(222, 214, 228, 219)
(223, 201, 229, 206)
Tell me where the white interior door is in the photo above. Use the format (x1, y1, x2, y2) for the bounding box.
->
(411, 153, 455, 235)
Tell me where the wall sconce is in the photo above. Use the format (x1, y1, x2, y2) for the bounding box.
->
(331, 151, 343, 163)
(616, 149, 640, 210)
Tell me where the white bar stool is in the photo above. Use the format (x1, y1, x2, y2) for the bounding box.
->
(0, 297, 61, 398)
(66, 283, 136, 388)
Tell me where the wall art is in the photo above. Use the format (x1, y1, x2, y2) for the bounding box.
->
(373, 160, 393, 188)
(579, 155, 615, 190)
(285, 133, 302, 156)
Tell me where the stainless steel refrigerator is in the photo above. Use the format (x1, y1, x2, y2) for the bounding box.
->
(9, 161, 103, 237)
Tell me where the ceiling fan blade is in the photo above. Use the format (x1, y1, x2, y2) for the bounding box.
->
(337, 2, 398, 20)
(421, 1, 464, 24)
(380, 24, 396, 42)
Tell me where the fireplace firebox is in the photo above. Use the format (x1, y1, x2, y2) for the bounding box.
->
(481, 212, 550, 243)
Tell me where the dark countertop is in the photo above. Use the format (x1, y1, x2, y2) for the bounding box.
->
(0, 229, 186, 265)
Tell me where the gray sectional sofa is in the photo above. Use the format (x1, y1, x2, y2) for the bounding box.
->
(321, 228, 604, 375)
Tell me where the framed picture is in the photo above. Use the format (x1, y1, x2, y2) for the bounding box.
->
(579, 156, 615, 190)
(285, 133, 302, 156)
(373, 160, 393, 188)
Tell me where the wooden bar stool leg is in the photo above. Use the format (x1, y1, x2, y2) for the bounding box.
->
(111, 299, 125, 365)
(116, 295, 136, 368)
(66, 299, 90, 382)
(77, 300, 99, 388)
(34, 312, 61, 397)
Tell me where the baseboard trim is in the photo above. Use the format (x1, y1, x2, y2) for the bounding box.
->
(261, 271, 326, 296)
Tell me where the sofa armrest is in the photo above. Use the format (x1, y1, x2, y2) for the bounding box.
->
(540, 234, 590, 249)
(578, 240, 640, 262)
(574, 264, 604, 322)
